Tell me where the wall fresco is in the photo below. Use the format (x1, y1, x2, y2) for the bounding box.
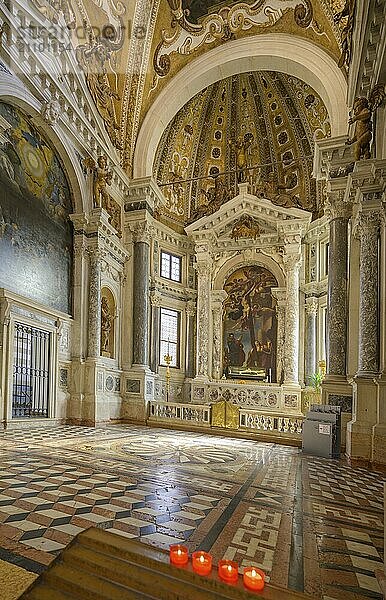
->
(0, 102, 73, 313)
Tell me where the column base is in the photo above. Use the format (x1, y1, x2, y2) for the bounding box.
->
(321, 376, 353, 411)
(371, 424, 386, 465)
(346, 376, 378, 462)
(122, 365, 155, 422)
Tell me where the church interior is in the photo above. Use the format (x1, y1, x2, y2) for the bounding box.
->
(0, 0, 385, 598)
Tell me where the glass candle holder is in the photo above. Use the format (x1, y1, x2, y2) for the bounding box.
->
(243, 566, 265, 591)
(218, 559, 238, 583)
(192, 551, 212, 576)
(169, 544, 189, 566)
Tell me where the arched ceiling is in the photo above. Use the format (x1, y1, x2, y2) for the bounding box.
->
(154, 70, 330, 230)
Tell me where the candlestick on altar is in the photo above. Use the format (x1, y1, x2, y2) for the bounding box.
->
(164, 339, 172, 402)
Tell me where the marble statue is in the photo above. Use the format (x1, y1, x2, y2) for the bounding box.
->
(101, 297, 113, 353)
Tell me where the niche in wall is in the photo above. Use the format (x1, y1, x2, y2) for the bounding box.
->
(223, 265, 278, 380)
(101, 287, 115, 358)
(0, 102, 73, 313)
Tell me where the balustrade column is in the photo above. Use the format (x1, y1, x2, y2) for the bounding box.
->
(211, 291, 227, 380)
(195, 260, 212, 378)
(185, 301, 196, 378)
(305, 297, 318, 386)
(132, 237, 150, 366)
(283, 254, 301, 385)
(87, 249, 102, 358)
(326, 197, 350, 379)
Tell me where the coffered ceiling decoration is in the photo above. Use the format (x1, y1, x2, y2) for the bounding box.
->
(154, 71, 330, 231)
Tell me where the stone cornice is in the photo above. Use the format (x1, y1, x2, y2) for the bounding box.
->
(313, 135, 353, 181)
(70, 210, 129, 264)
(125, 177, 166, 212)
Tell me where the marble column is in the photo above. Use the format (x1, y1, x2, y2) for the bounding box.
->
(87, 249, 102, 358)
(195, 260, 212, 378)
(326, 200, 350, 378)
(185, 301, 196, 379)
(283, 254, 301, 386)
(150, 293, 162, 374)
(271, 288, 286, 384)
(305, 297, 318, 386)
(357, 211, 381, 377)
(211, 291, 227, 380)
(132, 240, 150, 366)
(348, 209, 383, 461)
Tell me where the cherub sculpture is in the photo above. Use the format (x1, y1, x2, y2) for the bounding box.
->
(346, 97, 372, 161)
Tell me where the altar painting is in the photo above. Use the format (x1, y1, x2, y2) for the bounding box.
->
(223, 266, 277, 380)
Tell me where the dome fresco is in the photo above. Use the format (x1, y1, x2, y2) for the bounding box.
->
(154, 71, 330, 229)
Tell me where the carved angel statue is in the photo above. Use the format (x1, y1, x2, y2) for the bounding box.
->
(346, 85, 386, 162)
(84, 155, 112, 208)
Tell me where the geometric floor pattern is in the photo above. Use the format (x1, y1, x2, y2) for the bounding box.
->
(0, 424, 384, 599)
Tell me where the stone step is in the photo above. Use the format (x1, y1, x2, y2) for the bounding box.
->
(21, 527, 314, 600)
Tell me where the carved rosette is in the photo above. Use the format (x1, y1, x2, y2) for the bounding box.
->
(357, 210, 383, 374)
(195, 261, 212, 377)
(88, 249, 102, 358)
(283, 254, 301, 384)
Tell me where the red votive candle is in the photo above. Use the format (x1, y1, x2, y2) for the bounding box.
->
(243, 566, 265, 591)
(169, 544, 189, 566)
(218, 559, 238, 583)
(192, 551, 212, 575)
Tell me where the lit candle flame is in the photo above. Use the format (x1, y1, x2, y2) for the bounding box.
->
(251, 569, 257, 577)
(227, 565, 232, 572)
(199, 555, 205, 563)
(177, 549, 181, 556)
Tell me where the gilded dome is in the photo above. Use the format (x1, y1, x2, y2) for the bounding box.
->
(154, 71, 330, 229)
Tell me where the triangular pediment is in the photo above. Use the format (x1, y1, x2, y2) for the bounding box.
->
(185, 187, 312, 241)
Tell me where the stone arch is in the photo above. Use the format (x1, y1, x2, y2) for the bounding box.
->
(0, 73, 86, 213)
(214, 253, 285, 291)
(134, 34, 347, 178)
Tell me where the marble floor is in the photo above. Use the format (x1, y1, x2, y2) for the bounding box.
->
(0, 424, 383, 599)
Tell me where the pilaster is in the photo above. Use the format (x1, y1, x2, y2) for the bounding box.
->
(211, 290, 227, 380)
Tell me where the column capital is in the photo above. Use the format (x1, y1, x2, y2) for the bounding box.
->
(305, 297, 318, 316)
(324, 190, 352, 220)
(194, 259, 213, 278)
(185, 300, 196, 317)
(211, 290, 227, 307)
(130, 221, 154, 244)
(271, 287, 286, 306)
(283, 252, 302, 272)
(353, 207, 385, 240)
(150, 292, 163, 307)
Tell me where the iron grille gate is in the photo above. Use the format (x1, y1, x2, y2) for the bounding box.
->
(12, 322, 51, 418)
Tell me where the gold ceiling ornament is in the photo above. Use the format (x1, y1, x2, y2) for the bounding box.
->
(231, 216, 262, 241)
(154, 0, 314, 78)
(30, 0, 76, 29)
(154, 71, 330, 227)
(76, 27, 123, 150)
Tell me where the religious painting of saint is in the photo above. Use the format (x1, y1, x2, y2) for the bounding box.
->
(223, 266, 277, 380)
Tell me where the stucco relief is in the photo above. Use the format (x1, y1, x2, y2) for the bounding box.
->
(88, 249, 102, 358)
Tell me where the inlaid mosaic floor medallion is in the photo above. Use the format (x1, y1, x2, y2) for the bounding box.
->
(0, 424, 383, 599)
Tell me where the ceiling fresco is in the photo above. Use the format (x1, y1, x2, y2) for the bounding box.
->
(154, 71, 330, 231)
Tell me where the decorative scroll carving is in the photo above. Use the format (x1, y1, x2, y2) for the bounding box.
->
(154, 0, 313, 78)
(41, 99, 61, 125)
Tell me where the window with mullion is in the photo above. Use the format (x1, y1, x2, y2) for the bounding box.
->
(160, 251, 181, 282)
(159, 308, 180, 367)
